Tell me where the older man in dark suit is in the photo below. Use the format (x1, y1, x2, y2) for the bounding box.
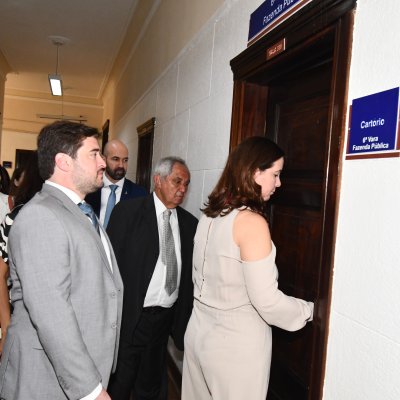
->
(107, 156, 198, 400)
(85, 139, 147, 228)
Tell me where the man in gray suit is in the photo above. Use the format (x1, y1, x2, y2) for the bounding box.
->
(0, 121, 123, 400)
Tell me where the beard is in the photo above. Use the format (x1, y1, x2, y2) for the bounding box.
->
(106, 165, 126, 181)
(73, 168, 104, 195)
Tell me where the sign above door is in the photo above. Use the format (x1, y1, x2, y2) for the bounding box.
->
(248, 0, 313, 46)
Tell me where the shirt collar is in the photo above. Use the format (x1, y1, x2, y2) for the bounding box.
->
(153, 192, 177, 218)
(103, 174, 125, 189)
(45, 181, 82, 205)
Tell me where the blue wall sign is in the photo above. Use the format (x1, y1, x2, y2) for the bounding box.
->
(248, 0, 312, 45)
(347, 87, 399, 157)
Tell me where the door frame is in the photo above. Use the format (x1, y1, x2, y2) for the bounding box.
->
(229, 1, 356, 398)
(136, 117, 155, 192)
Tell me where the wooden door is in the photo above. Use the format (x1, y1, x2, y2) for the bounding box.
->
(266, 50, 332, 400)
(229, 1, 356, 398)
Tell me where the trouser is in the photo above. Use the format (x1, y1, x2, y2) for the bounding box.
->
(108, 306, 174, 400)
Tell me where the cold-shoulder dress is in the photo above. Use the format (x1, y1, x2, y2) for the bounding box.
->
(182, 209, 313, 400)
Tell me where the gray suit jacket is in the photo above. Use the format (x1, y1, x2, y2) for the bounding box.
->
(0, 184, 123, 400)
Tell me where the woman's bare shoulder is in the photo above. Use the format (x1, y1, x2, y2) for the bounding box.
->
(235, 209, 268, 229)
(234, 209, 272, 261)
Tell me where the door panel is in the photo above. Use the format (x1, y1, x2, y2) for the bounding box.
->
(266, 59, 332, 400)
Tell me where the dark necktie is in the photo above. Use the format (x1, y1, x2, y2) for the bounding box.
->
(78, 202, 99, 234)
(103, 184, 117, 228)
(162, 209, 177, 295)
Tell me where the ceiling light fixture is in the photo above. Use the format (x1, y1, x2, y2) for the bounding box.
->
(48, 36, 68, 96)
(49, 73, 62, 96)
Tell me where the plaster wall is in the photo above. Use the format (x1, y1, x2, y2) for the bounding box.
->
(0, 51, 10, 155)
(0, 79, 5, 155)
(105, 0, 260, 217)
(102, 0, 224, 143)
(1, 95, 103, 173)
(0, 129, 38, 174)
(323, 1, 400, 399)
(3, 96, 103, 132)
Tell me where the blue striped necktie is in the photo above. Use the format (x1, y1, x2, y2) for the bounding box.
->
(78, 202, 99, 234)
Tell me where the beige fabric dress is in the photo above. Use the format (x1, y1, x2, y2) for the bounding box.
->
(182, 209, 313, 400)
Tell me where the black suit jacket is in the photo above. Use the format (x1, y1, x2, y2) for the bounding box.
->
(85, 178, 147, 216)
(107, 194, 198, 351)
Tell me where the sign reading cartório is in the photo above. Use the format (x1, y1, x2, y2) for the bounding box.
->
(346, 87, 400, 159)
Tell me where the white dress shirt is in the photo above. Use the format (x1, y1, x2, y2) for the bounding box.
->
(143, 193, 182, 308)
(99, 175, 125, 225)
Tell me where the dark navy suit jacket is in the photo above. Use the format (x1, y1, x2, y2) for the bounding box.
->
(85, 178, 147, 217)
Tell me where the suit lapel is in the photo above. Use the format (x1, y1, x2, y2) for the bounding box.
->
(42, 185, 114, 276)
(120, 179, 129, 201)
(142, 195, 160, 285)
(98, 224, 119, 277)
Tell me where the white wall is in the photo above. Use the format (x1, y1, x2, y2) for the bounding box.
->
(323, 1, 400, 399)
(1, 130, 38, 175)
(113, 0, 261, 219)
(1, 94, 103, 171)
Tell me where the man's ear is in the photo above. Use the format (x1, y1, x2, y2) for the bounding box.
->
(55, 153, 72, 172)
(153, 174, 161, 189)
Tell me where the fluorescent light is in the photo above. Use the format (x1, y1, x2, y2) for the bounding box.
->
(48, 74, 62, 96)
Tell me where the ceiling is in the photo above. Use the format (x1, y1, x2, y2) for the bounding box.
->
(0, 0, 139, 101)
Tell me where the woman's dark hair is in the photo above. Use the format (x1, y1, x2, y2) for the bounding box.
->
(13, 151, 44, 208)
(8, 167, 25, 197)
(203, 136, 284, 218)
(0, 165, 11, 195)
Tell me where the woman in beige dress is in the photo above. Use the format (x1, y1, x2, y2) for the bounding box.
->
(182, 136, 314, 400)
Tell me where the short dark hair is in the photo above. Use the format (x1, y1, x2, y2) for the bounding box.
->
(203, 136, 284, 218)
(37, 121, 100, 180)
